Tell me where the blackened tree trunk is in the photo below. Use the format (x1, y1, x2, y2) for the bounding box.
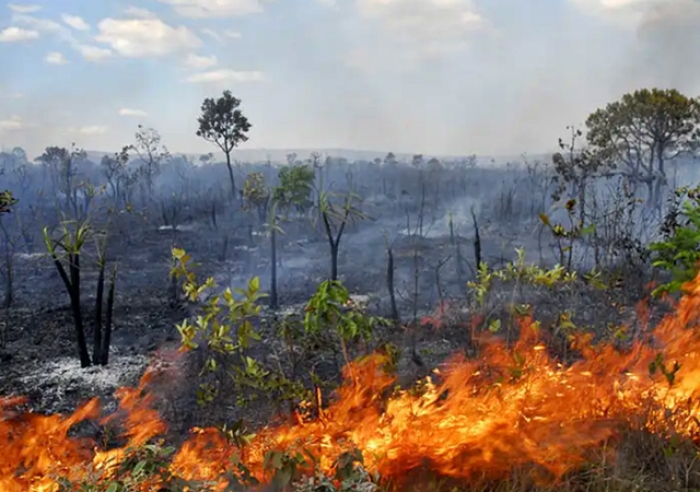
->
(101, 267, 117, 365)
(93, 260, 105, 364)
(270, 226, 278, 309)
(386, 247, 399, 321)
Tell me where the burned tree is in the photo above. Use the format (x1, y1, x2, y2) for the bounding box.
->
(318, 188, 366, 281)
(43, 221, 118, 368)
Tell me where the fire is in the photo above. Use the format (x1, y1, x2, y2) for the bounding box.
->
(5, 274, 700, 490)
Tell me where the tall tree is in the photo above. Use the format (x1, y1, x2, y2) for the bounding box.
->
(586, 88, 700, 206)
(196, 90, 252, 199)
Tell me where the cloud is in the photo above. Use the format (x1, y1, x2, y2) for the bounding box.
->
(76, 125, 108, 135)
(0, 26, 38, 41)
(185, 69, 266, 83)
(61, 13, 90, 31)
(184, 53, 217, 69)
(0, 115, 23, 132)
(7, 3, 40, 13)
(123, 6, 157, 18)
(353, 0, 487, 63)
(201, 27, 242, 42)
(155, 0, 267, 18)
(95, 17, 202, 57)
(9, 13, 62, 32)
(45, 51, 68, 64)
(77, 44, 112, 61)
(118, 108, 148, 117)
(566, 0, 668, 26)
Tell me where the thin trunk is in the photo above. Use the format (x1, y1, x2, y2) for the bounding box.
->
(270, 226, 278, 309)
(93, 260, 106, 364)
(58, 252, 90, 368)
(330, 243, 339, 281)
(225, 152, 236, 199)
(471, 208, 482, 268)
(101, 267, 117, 365)
(386, 247, 399, 321)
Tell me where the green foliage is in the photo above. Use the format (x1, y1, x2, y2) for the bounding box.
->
(539, 200, 596, 270)
(56, 442, 208, 491)
(171, 247, 266, 404)
(196, 90, 251, 152)
(467, 248, 584, 309)
(275, 164, 315, 214)
(586, 88, 700, 171)
(243, 172, 271, 221)
(0, 190, 17, 214)
(650, 186, 700, 296)
(304, 281, 387, 366)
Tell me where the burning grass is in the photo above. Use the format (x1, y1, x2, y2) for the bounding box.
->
(5, 274, 700, 491)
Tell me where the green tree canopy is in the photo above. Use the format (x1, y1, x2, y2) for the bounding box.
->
(585, 88, 700, 205)
(196, 90, 251, 198)
(274, 164, 315, 214)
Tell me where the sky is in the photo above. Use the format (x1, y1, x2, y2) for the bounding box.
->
(0, 0, 698, 159)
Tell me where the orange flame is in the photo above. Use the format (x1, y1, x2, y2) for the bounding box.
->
(5, 274, 700, 490)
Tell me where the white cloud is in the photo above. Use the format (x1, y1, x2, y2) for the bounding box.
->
(7, 3, 40, 13)
(185, 69, 265, 83)
(95, 17, 202, 57)
(61, 13, 90, 31)
(184, 53, 217, 69)
(354, 0, 487, 60)
(123, 6, 157, 18)
(566, 0, 669, 25)
(118, 108, 148, 117)
(77, 44, 112, 61)
(10, 13, 62, 33)
(155, 0, 266, 18)
(0, 115, 24, 132)
(45, 51, 68, 64)
(77, 125, 108, 135)
(201, 27, 242, 42)
(201, 28, 221, 41)
(0, 26, 38, 41)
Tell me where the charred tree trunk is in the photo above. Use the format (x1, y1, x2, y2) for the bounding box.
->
(50, 251, 90, 367)
(93, 259, 105, 364)
(100, 267, 117, 365)
(471, 207, 482, 269)
(330, 243, 339, 281)
(386, 247, 399, 322)
(270, 226, 278, 309)
(3, 245, 12, 309)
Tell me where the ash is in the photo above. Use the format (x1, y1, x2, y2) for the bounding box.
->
(17, 349, 148, 413)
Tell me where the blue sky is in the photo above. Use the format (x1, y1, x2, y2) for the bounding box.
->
(0, 0, 697, 158)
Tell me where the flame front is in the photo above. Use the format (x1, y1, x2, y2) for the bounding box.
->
(5, 274, 700, 490)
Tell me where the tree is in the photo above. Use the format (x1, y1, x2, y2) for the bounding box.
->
(586, 88, 700, 206)
(242, 172, 270, 223)
(274, 164, 315, 215)
(318, 187, 366, 281)
(130, 125, 168, 205)
(196, 90, 252, 199)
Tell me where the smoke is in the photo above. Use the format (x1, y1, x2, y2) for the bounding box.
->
(633, 0, 700, 94)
